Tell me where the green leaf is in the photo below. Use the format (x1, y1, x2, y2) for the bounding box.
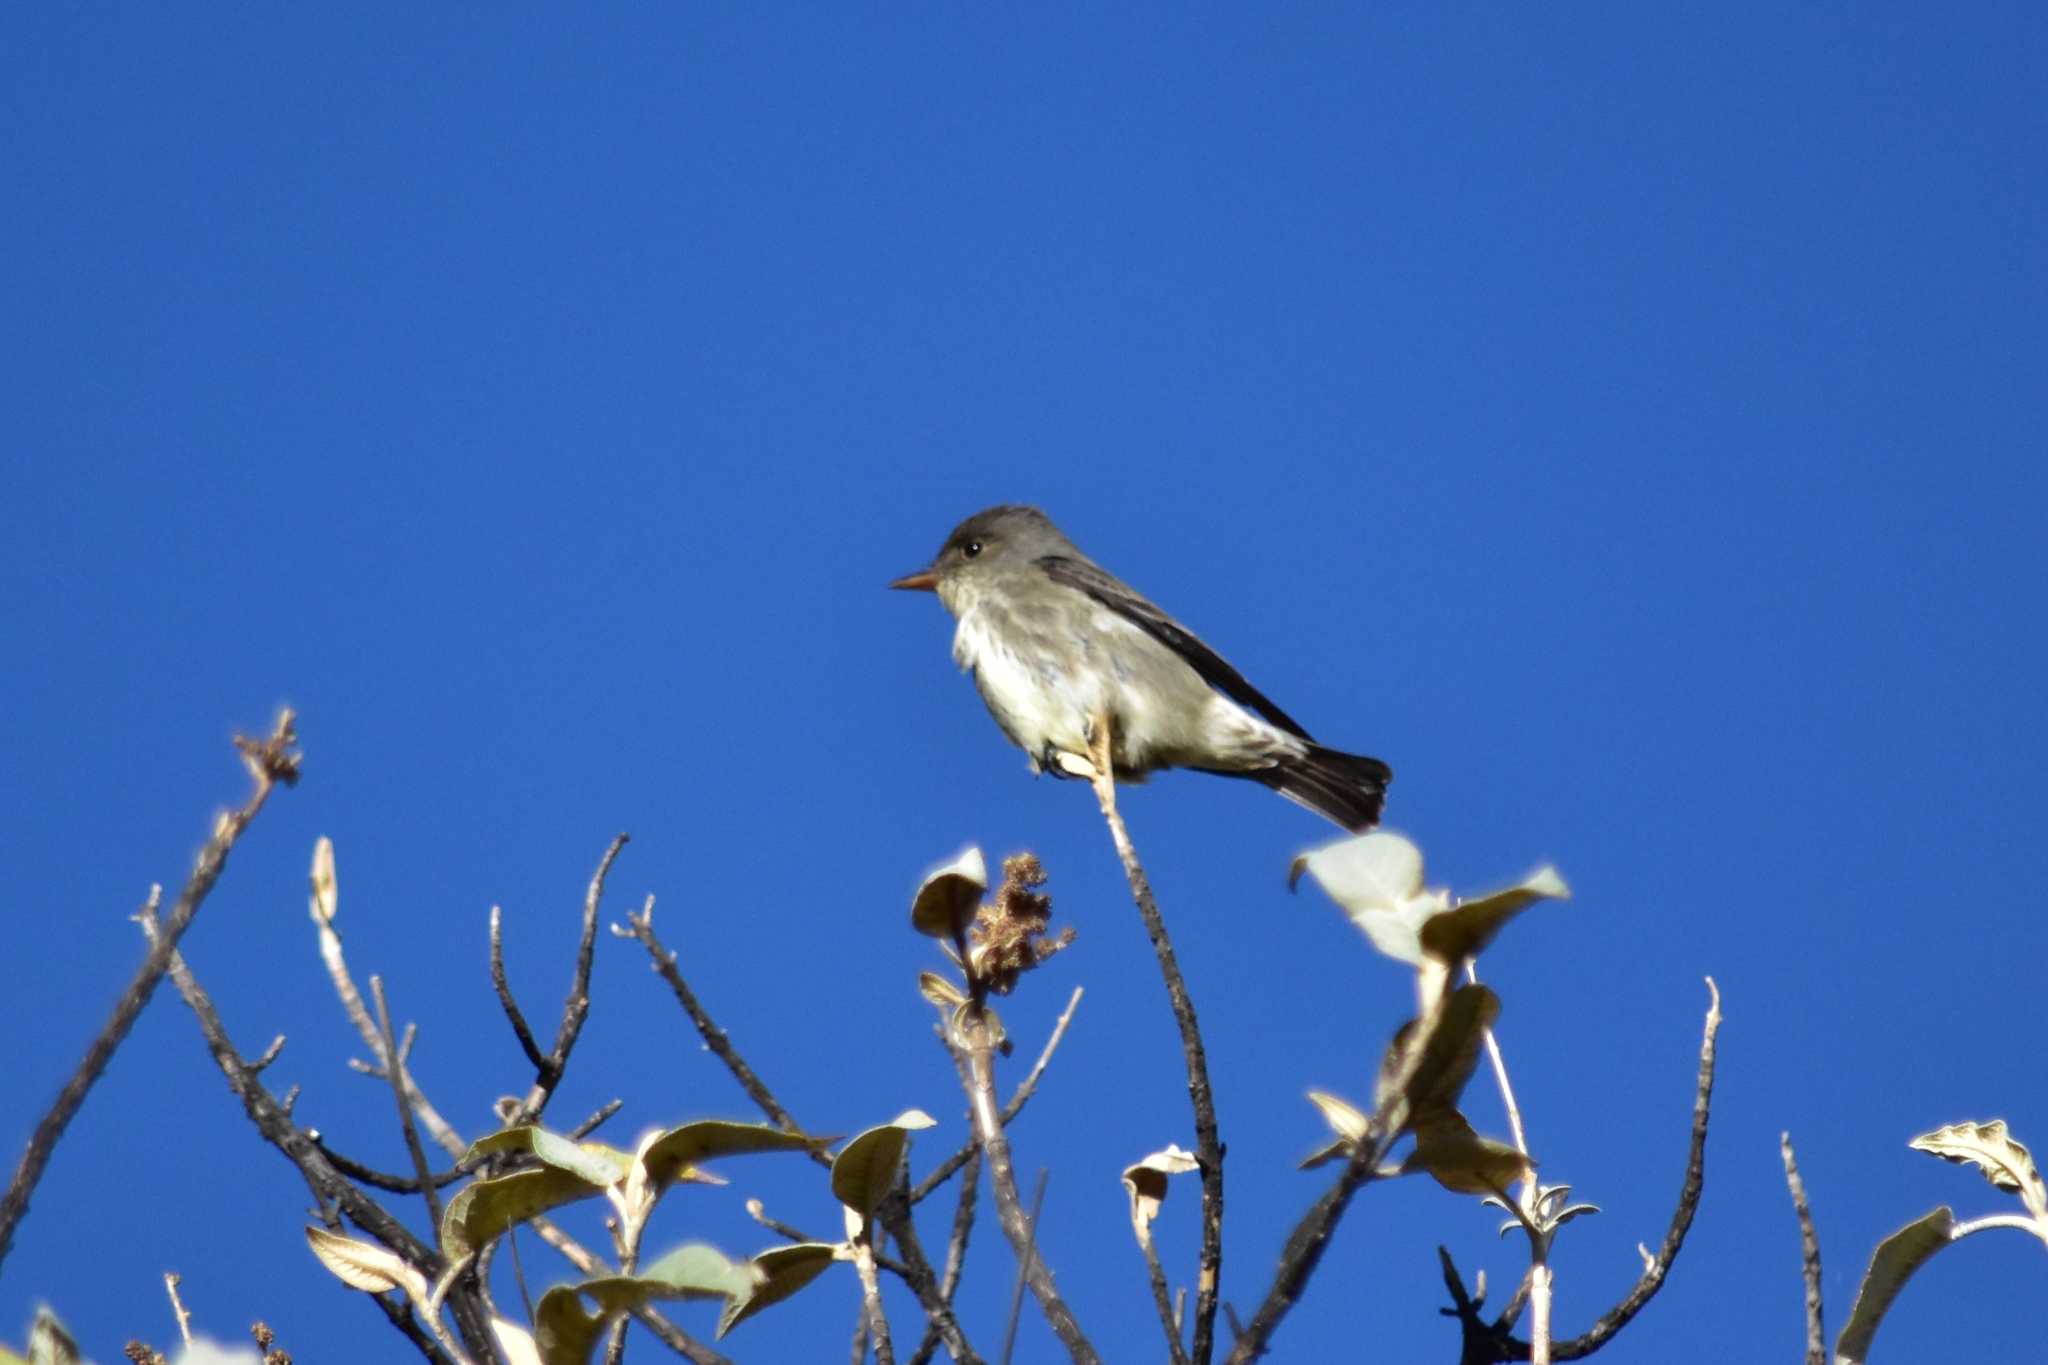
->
(533, 1286, 607, 1365)
(575, 1243, 763, 1315)
(1418, 866, 1570, 964)
(639, 1120, 831, 1193)
(832, 1110, 938, 1217)
(1909, 1120, 2048, 1219)
(1835, 1206, 1956, 1365)
(465, 1126, 632, 1187)
(911, 848, 987, 939)
(719, 1243, 841, 1338)
(442, 1165, 611, 1262)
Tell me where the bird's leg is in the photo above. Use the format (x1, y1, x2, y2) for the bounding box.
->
(1085, 712, 1118, 819)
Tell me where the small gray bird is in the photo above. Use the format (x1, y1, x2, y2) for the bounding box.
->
(891, 505, 1391, 830)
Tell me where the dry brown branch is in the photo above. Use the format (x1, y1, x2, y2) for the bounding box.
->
(0, 710, 300, 1270)
(509, 833, 626, 1126)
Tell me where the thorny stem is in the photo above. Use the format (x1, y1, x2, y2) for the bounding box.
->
(0, 711, 299, 1271)
(1086, 718, 1224, 1365)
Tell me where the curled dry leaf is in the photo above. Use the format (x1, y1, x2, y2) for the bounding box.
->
(1909, 1119, 2048, 1219)
(305, 1225, 427, 1301)
(1376, 984, 1500, 1131)
(911, 847, 987, 940)
(1289, 831, 1439, 966)
(719, 1242, 841, 1339)
(1122, 1144, 1201, 1242)
(1298, 1090, 1371, 1169)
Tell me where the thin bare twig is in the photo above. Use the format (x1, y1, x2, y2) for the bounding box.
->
(1224, 1131, 1390, 1363)
(853, 1227, 897, 1365)
(312, 1138, 471, 1194)
(143, 903, 482, 1363)
(914, 987, 1082, 1204)
(963, 1003, 1100, 1365)
(1139, 1218, 1193, 1365)
(1781, 1132, 1824, 1365)
(1467, 960, 1547, 1362)
(490, 905, 546, 1071)
(512, 834, 626, 1126)
(905, 1149, 982, 1365)
(624, 899, 981, 1364)
(0, 711, 299, 1270)
(370, 978, 444, 1231)
(164, 1273, 193, 1348)
(567, 1099, 624, 1141)
(1086, 721, 1223, 1365)
(999, 1169, 1049, 1365)
(1501, 977, 1723, 1361)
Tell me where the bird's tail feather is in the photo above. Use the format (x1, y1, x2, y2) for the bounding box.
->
(1232, 745, 1392, 831)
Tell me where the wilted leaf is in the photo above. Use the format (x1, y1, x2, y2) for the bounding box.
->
(1835, 1206, 1956, 1365)
(718, 1243, 840, 1338)
(491, 1316, 543, 1365)
(918, 972, 966, 1008)
(911, 848, 987, 940)
(1375, 984, 1499, 1131)
(1122, 1144, 1201, 1241)
(832, 1110, 938, 1217)
(533, 1286, 606, 1365)
(309, 836, 338, 925)
(442, 1166, 611, 1262)
(25, 1310, 80, 1365)
(1418, 867, 1570, 964)
(1402, 1112, 1534, 1196)
(465, 1126, 633, 1188)
(1909, 1120, 2047, 1219)
(640, 1120, 829, 1193)
(305, 1225, 427, 1299)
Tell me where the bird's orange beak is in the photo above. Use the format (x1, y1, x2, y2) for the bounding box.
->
(889, 568, 939, 592)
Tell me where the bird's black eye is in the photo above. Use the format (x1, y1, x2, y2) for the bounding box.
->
(962, 540, 982, 559)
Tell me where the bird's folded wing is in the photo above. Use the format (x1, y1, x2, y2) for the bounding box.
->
(1035, 553, 1314, 741)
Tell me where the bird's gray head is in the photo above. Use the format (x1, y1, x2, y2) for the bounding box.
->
(889, 505, 1078, 612)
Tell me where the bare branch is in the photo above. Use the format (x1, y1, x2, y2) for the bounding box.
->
(1139, 1217, 1192, 1365)
(1224, 1134, 1388, 1363)
(962, 1003, 1100, 1365)
(511, 834, 627, 1126)
(1781, 1132, 1824, 1365)
(1086, 720, 1223, 1365)
(853, 1228, 897, 1365)
(1502, 977, 1723, 1361)
(490, 905, 546, 1071)
(914, 987, 1082, 1205)
(371, 977, 444, 1231)
(0, 711, 299, 1270)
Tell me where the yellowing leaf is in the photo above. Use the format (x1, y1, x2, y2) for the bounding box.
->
(719, 1242, 840, 1338)
(1402, 1112, 1534, 1196)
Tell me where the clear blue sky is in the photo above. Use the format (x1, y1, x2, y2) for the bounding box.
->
(4, 6, 2044, 1361)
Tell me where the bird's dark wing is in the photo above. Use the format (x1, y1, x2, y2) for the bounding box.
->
(1036, 553, 1314, 741)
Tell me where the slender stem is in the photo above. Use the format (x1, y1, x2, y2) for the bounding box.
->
(490, 905, 546, 1070)
(1951, 1213, 2048, 1244)
(513, 834, 626, 1126)
(1779, 1132, 1825, 1365)
(371, 978, 443, 1232)
(999, 1169, 1048, 1365)
(1086, 720, 1223, 1365)
(1139, 1228, 1192, 1365)
(0, 712, 299, 1270)
(963, 1005, 1100, 1365)
(854, 1227, 897, 1365)
(914, 987, 1083, 1205)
